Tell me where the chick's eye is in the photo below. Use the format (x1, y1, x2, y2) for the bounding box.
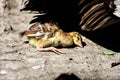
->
(76, 36, 80, 40)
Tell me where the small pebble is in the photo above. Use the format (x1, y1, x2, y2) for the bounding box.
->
(0, 70, 8, 74)
(32, 65, 41, 69)
(27, 58, 36, 62)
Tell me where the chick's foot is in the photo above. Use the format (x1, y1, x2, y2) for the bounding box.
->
(37, 47, 63, 54)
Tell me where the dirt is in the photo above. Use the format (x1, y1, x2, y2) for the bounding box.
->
(0, 0, 120, 80)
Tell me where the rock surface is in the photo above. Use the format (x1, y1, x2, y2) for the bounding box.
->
(0, 0, 120, 80)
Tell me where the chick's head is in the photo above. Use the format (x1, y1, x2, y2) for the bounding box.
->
(70, 32, 83, 47)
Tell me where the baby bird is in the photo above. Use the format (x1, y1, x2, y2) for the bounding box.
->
(22, 23, 83, 54)
(29, 22, 59, 33)
(21, 22, 59, 38)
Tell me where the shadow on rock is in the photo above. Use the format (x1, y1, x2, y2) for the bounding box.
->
(80, 22, 120, 52)
(21, 0, 81, 32)
(55, 73, 81, 80)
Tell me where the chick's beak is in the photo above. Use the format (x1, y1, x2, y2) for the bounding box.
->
(77, 44, 83, 48)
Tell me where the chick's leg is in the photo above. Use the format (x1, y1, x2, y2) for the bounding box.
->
(37, 47, 63, 54)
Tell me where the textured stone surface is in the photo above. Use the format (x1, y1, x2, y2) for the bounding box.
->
(0, 0, 120, 80)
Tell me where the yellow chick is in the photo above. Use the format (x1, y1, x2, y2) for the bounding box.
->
(21, 23, 83, 54)
(25, 29, 83, 54)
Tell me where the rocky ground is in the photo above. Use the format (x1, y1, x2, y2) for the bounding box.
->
(0, 0, 120, 80)
(0, 12, 120, 80)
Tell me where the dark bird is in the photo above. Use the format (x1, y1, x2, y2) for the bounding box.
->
(78, 0, 120, 31)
